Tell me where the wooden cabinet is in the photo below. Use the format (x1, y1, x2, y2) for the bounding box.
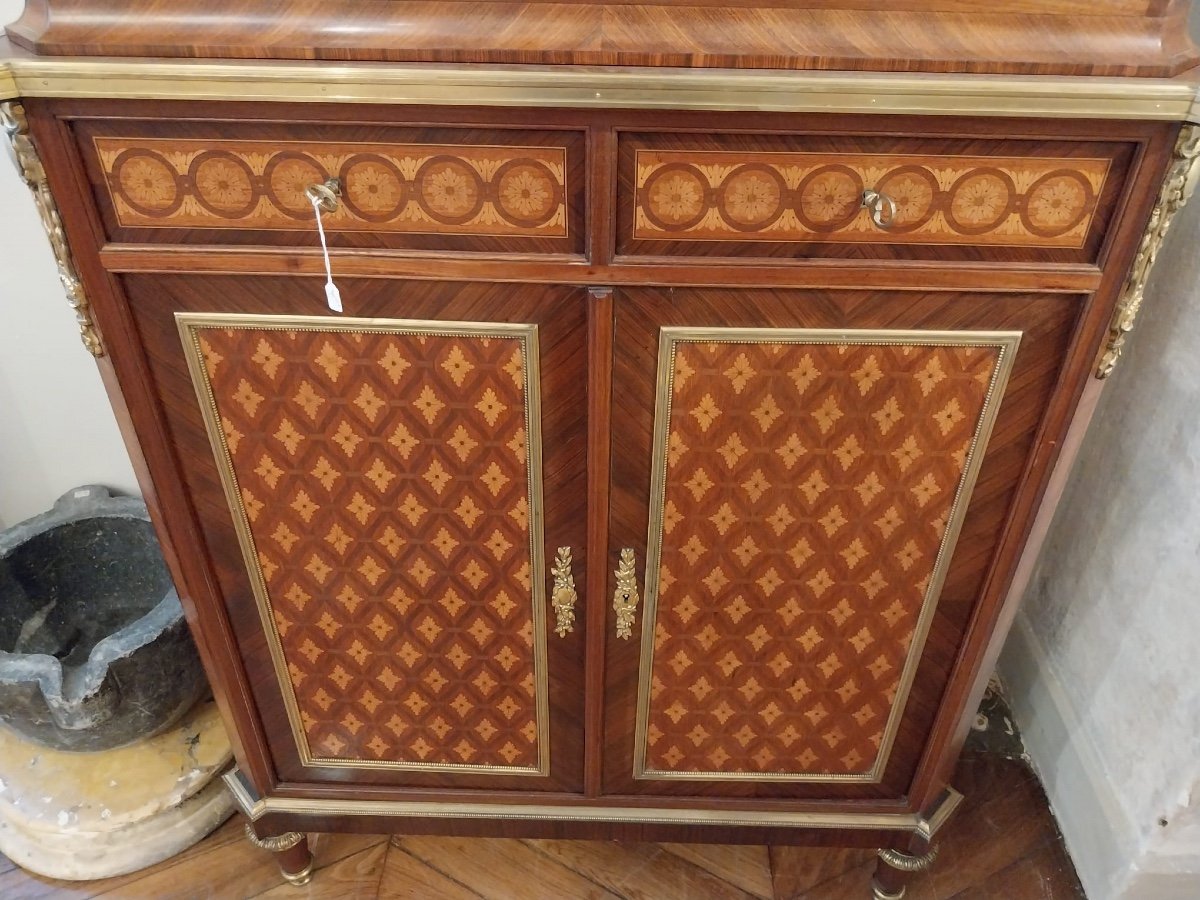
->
(3, 2, 1198, 893)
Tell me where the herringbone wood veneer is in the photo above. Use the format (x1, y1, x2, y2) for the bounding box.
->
(0, 754, 1083, 899)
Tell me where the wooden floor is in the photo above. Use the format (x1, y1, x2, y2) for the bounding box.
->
(0, 754, 1084, 899)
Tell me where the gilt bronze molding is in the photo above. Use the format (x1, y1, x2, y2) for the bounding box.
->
(1098, 123, 1200, 378)
(613, 548, 640, 640)
(1, 56, 1198, 120)
(877, 845, 940, 872)
(243, 824, 305, 854)
(551, 546, 578, 638)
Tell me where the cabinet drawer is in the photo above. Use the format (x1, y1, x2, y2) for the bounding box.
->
(75, 119, 586, 256)
(618, 131, 1136, 264)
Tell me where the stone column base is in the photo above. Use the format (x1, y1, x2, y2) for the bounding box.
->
(0, 699, 234, 880)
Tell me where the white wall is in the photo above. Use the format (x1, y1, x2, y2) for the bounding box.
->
(1001, 174, 1200, 898)
(0, 0, 137, 529)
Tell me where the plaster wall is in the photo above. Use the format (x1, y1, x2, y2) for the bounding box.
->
(0, 1, 136, 529)
(1000, 170, 1200, 898)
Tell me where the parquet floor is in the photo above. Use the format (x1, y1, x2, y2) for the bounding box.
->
(0, 754, 1084, 899)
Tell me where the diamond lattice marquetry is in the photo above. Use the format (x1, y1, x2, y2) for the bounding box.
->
(191, 322, 541, 770)
(643, 338, 1003, 779)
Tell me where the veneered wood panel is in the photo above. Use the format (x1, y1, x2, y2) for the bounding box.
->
(122, 274, 588, 793)
(603, 287, 1080, 800)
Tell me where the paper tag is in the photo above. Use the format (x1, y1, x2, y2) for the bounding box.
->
(325, 282, 343, 313)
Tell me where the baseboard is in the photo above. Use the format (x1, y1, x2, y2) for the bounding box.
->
(999, 612, 1141, 900)
(1120, 871, 1200, 900)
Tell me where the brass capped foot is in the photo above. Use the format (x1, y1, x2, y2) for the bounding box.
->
(244, 823, 315, 887)
(281, 859, 314, 887)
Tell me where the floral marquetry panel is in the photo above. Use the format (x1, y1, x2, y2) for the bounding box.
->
(92, 137, 570, 238)
(634, 329, 1018, 781)
(633, 150, 1110, 247)
(178, 314, 549, 774)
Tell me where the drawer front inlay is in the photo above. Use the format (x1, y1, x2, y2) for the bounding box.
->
(634, 150, 1110, 248)
(635, 328, 1018, 782)
(97, 138, 569, 238)
(179, 313, 549, 775)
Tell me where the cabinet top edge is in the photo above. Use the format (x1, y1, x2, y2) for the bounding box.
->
(1, 53, 1198, 122)
(6, 1, 1200, 78)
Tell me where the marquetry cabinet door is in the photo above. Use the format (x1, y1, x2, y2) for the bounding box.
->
(602, 286, 1078, 801)
(123, 274, 588, 793)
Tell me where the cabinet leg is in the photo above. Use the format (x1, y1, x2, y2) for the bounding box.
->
(869, 844, 939, 900)
(244, 823, 315, 886)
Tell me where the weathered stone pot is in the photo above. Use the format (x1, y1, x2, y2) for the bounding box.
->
(0, 486, 206, 751)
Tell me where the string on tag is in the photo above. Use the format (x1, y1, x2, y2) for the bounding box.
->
(310, 192, 343, 314)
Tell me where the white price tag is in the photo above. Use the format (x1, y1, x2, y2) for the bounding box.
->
(325, 281, 343, 313)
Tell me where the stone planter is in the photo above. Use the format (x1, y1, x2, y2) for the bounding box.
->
(0, 486, 206, 751)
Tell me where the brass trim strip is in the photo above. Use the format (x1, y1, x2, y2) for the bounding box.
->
(633, 327, 1021, 783)
(915, 786, 964, 841)
(0, 63, 15, 103)
(220, 767, 923, 832)
(177, 311, 551, 778)
(0, 56, 1196, 120)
